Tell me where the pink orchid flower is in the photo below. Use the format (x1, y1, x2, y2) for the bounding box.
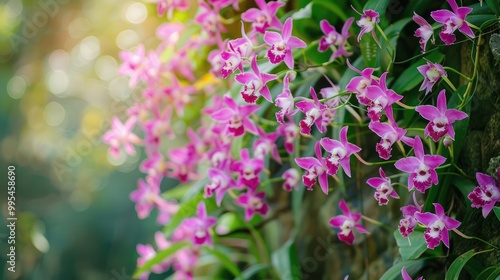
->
(166, 146, 198, 183)
(236, 189, 270, 221)
(102, 116, 141, 158)
(368, 106, 410, 160)
(413, 12, 435, 53)
(253, 127, 282, 163)
(172, 248, 199, 280)
(318, 18, 354, 60)
(282, 168, 300, 191)
(143, 107, 174, 149)
(156, 199, 180, 225)
(205, 168, 236, 206)
(241, 0, 284, 34)
(354, 8, 380, 45)
(130, 177, 161, 219)
(431, 0, 475, 45)
(329, 199, 368, 245)
(295, 142, 329, 194)
(136, 244, 156, 280)
(278, 122, 299, 154)
(319, 126, 362, 178)
(211, 95, 259, 137)
(399, 196, 424, 238)
(367, 168, 399, 205)
(415, 203, 461, 249)
(195, 2, 225, 41)
(468, 169, 500, 218)
(275, 72, 298, 124)
(140, 152, 167, 182)
(181, 202, 217, 246)
(157, 0, 189, 19)
(231, 149, 264, 190)
(296, 87, 328, 135)
(235, 56, 278, 103)
(415, 90, 468, 142)
(395, 136, 447, 193)
(417, 61, 447, 95)
(264, 18, 306, 69)
(402, 266, 424, 280)
(208, 49, 224, 78)
(345, 61, 377, 105)
(365, 72, 403, 122)
(118, 45, 146, 88)
(220, 24, 254, 79)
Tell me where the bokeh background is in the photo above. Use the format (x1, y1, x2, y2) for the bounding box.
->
(0, 0, 168, 279)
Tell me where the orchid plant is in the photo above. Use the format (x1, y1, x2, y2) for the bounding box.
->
(104, 0, 500, 279)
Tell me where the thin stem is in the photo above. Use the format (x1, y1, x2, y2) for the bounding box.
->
(261, 177, 285, 186)
(443, 66, 472, 81)
(345, 105, 363, 124)
(354, 153, 397, 166)
(441, 75, 457, 92)
(452, 228, 499, 249)
(396, 101, 416, 110)
(361, 215, 392, 231)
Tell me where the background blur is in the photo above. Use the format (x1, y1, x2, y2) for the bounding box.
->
(0, 0, 167, 279)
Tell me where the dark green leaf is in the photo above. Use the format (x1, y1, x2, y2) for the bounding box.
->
(445, 249, 476, 280)
(312, 0, 348, 21)
(360, 33, 379, 68)
(486, 0, 500, 16)
(363, 0, 390, 14)
(493, 206, 500, 221)
(380, 259, 426, 280)
(133, 241, 189, 278)
(272, 240, 301, 280)
(447, 85, 470, 162)
(203, 246, 243, 279)
(377, 18, 412, 71)
(478, 266, 500, 280)
(393, 229, 428, 261)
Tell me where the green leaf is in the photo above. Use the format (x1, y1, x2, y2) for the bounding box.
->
(312, 0, 348, 21)
(203, 246, 243, 279)
(391, 52, 444, 93)
(238, 264, 270, 280)
(486, 0, 500, 16)
(291, 2, 312, 20)
(164, 193, 216, 237)
(133, 241, 189, 278)
(360, 33, 379, 68)
(393, 229, 428, 261)
(446, 249, 476, 280)
(217, 212, 247, 234)
(272, 240, 301, 280)
(493, 206, 500, 221)
(448, 85, 470, 161)
(363, 0, 390, 14)
(477, 266, 500, 280)
(380, 259, 426, 280)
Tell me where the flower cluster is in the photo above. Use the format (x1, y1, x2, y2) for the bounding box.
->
(101, 0, 498, 278)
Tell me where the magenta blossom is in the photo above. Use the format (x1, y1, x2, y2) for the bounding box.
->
(415, 203, 461, 249)
(102, 116, 141, 158)
(329, 199, 368, 245)
(205, 168, 236, 206)
(417, 61, 447, 95)
(180, 202, 217, 246)
(211, 95, 259, 137)
(415, 90, 468, 142)
(431, 0, 475, 45)
(278, 122, 299, 154)
(320, 126, 362, 178)
(130, 178, 160, 220)
(413, 12, 435, 53)
(235, 56, 278, 103)
(296, 87, 328, 135)
(468, 170, 500, 218)
(282, 168, 300, 191)
(275, 72, 298, 124)
(399, 203, 423, 238)
(253, 127, 281, 163)
(402, 266, 424, 280)
(236, 189, 270, 221)
(118, 45, 145, 88)
(367, 168, 399, 205)
(231, 149, 264, 190)
(395, 136, 447, 193)
(220, 25, 254, 79)
(264, 18, 306, 69)
(295, 142, 329, 194)
(369, 106, 410, 160)
(241, 0, 284, 34)
(354, 8, 380, 45)
(345, 61, 376, 105)
(365, 72, 403, 122)
(318, 18, 354, 60)
(157, 0, 188, 19)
